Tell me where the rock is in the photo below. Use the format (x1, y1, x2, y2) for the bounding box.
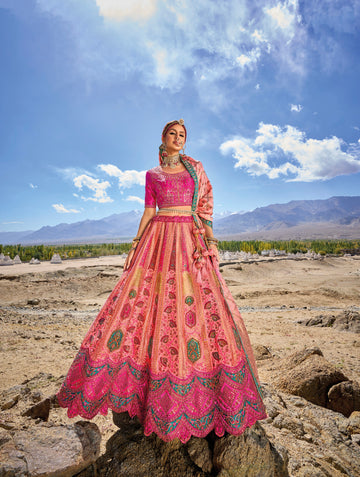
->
(253, 344, 272, 360)
(0, 429, 12, 446)
(333, 310, 360, 333)
(27, 298, 40, 305)
(51, 253, 62, 264)
(213, 422, 289, 477)
(187, 436, 213, 472)
(98, 417, 289, 477)
(272, 414, 305, 438)
(0, 384, 30, 410)
(103, 412, 208, 476)
(260, 384, 360, 476)
(347, 411, 360, 434)
(299, 315, 336, 328)
(0, 421, 15, 431)
(21, 397, 51, 421)
(328, 381, 360, 417)
(298, 310, 360, 333)
(30, 390, 43, 403)
(284, 346, 323, 367)
(275, 348, 348, 408)
(0, 421, 101, 477)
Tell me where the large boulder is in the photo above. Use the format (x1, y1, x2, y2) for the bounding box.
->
(0, 421, 101, 477)
(347, 411, 360, 434)
(333, 310, 360, 333)
(213, 423, 289, 477)
(275, 347, 348, 408)
(88, 412, 288, 477)
(328, 380, 360, 417)
(298, 310, 360, 333)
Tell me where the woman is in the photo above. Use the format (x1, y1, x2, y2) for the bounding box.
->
(56, 119, 267, 443)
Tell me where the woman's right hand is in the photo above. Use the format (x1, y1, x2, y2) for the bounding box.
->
(124, 249, 135, 271)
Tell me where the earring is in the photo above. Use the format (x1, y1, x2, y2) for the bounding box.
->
(159, 143, 168, 164)
(181, 144, 186, 154)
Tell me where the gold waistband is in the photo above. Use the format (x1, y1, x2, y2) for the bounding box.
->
(157, 208, 193, 216)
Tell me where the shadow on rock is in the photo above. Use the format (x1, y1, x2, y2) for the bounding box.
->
(76, 411, 288, 477)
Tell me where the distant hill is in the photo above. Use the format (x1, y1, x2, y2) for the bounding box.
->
(215, 196, 360, 239)
(1, 196, 359, 245)
(0, 211, 143, 245)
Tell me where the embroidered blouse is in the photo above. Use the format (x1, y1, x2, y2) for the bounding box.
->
(145, 166, 195, 209)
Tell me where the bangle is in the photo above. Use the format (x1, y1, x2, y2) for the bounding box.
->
(205, 236, 219, 248)
(206, 237, 218, 243)
(132, 237, 141, 243)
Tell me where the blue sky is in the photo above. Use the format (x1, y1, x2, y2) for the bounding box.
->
(1, 0, 360, 232)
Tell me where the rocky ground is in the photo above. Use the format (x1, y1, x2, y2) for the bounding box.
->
(0, 255, 359, 476)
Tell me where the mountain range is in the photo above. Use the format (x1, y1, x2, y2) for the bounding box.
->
(1, 196, 360, 245)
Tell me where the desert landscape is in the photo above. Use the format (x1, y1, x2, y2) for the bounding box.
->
(0, 254, 359, 476)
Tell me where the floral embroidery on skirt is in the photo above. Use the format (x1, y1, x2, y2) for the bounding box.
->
(56, 215, 267, 443)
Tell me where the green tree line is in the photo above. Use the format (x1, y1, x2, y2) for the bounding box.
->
(1, 239, 360, 262)
(0, 242, 132, 262)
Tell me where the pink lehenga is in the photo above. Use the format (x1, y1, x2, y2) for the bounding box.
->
(56, 156, 267, 443)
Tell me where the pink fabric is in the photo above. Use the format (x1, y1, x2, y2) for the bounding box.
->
(56, 216, 268, 442)
(145, 167, 195, 209)
(182, 155, 214, 227)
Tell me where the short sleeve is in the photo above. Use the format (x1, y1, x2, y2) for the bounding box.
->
(144, 171, 156, 208)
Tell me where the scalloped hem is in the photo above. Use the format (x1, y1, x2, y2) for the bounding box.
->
(57, 348, 268, 443)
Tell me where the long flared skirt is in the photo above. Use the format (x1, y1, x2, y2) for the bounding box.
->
(56, 215, 267, 442)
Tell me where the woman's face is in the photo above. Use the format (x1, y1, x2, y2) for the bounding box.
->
(163, 124, 186, 155)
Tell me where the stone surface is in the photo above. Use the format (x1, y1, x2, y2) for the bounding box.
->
(103, 413, 288, 477)
(260, 384, 360, 477)
(213, 423, 289, 477)
(253, 344, 272, 360)
(21, 396, 51, 421)
(298, 310, 360, 333)
(0, 384, 30, 411)
(187, 436, 213, 473)
(347, 411, 360, 434)
(0, 421, 101, 477)
(328, 380, 360, 417)
(275, 347, 348, 407)
(333, 310, 360, 333)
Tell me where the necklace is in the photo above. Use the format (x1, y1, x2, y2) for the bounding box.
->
(161, 153, 180, 169)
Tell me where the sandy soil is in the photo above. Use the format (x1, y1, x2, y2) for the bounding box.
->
(1, 255, 359, 452)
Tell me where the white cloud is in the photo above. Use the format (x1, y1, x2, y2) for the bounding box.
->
(29, 183, 38, 189)
(73, 174, 113, 203)
(255, 83, 260, 90)
(126, 195, 145, 205)
(265, 0, 300, 33)
(290, 104, 303, 112)
(52, 204, 81, 213)
(220, 122, 360, 182)
(98, 164, 146, 188)
(55, 167, 94, 181)
(236, 48, 261, 69)
(33, 0, 307, 102)
(2, 221, 24, 225)
(96, 0, 158, 21)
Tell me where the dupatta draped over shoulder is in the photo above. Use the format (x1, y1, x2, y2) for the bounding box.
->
(180, 155, 214, 229)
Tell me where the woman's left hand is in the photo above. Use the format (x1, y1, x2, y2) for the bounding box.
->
(209, 243, 219, 263)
